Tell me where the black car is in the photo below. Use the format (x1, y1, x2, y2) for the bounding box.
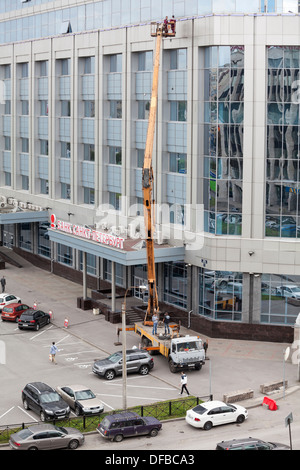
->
(216, 437, 290, 450)
(18, 309, 50, 331)
(97, 411, 162, 442)
(22, 382, 70, 422)
(92, 349, 154, 380)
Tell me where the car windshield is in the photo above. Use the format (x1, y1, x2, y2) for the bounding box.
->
(40, 392, 61, 404)
(75, 389, 96, 400)
(177, 341, 202, 352)
(290, 287, 300, 293)
(107, 353, 121, 363)
(192, 405, 207, 415)
(16, 429, 33, 440)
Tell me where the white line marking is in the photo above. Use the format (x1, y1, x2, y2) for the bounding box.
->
(30, 330, 47, 340)
(17, 406, 38, 422)
(0, 406, 15, 420)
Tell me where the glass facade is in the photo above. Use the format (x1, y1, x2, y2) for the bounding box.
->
(0, 1, 298, 46)
(198, 269, 243, 321)
(164, 262, 187, 309)
(261, 273, 300, 324)
(203, 46, 244, 235)
(266, 46, 300, 238)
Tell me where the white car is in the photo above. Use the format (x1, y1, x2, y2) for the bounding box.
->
(0, 294, 21, 312)
(185, 400, 248, 430)
(276, 285, 300, 299)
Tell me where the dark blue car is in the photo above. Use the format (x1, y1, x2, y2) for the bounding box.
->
(97, 411, 162, 442)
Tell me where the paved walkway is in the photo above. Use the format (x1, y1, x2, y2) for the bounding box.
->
(1, 246, 300, 406)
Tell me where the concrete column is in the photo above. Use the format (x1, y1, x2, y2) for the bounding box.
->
(82, 251, 87, 300)
(111, 260, 116, 312)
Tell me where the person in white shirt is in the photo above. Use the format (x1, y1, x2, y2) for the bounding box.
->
(179, 372, 190, 395)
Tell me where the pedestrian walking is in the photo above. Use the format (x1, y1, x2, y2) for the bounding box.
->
(49, 342, 58, 364)
(163, 312, 170, 334)
(152, 311, 158, 335)
(179, 372, 190, 395)
(1, 276, 6, 293)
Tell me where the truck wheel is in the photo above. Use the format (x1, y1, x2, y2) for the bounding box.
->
(195, 363, 202, 371)
(169, 359, 176, 373)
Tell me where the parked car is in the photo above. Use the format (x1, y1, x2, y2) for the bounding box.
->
(56, 384, 104, 416)
(0, 294, 21, 312)
(97, 411, 162, 442)
(9, 423, 84, 450)
(92, 349, 154, 380)
(22, 382, 70, 422)
(275, 285, 300, 299)
(1, 303, 30, 322)
(18, 309, 50, 331)
(185, 400, 248, 430)
(216, 437, 290, 450)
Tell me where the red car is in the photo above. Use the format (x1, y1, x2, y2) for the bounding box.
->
(1, 303, 31, 322)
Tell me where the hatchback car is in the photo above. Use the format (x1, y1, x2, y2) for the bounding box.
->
(18, 309, 50, 331)
(22, 382, 70, 422)
(92, 349, 154, 380)
(1, 303, 30, 322)
(216, 437, 290, 450)
(9, 423, 84, 450)
(97, 411, 162, 442)
(0, 293, 21, 312)
(185, 400, 248, 430)
(56, 385, 104, 416)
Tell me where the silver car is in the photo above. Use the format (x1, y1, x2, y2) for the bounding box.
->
(9, 423, 84, 450)
(56, 385, 104, 416)
(92, 349, 154, 380)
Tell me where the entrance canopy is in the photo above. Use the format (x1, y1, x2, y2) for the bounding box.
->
(48, 228, 185, 266)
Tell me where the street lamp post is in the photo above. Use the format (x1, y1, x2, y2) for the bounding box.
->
(122, 285, 147, 411)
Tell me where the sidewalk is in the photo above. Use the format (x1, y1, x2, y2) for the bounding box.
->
(1, 246, 300, 406)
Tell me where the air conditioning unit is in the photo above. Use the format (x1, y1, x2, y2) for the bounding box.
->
(101, 221, 108, 230)
(0, 196, 7, 204)
(0, 202, 6, 208)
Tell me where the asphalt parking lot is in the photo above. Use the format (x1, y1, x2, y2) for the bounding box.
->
(0, 247, 300, 429)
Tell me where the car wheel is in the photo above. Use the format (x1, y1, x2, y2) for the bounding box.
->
(114, 434, 124, 442)
(104, 369, 116, 380)
(236, 414, 245, 424)
(35, 323, 40, 331)
(139, 365, 149, 376)
(194, 363, 202, 371)
(40, 411, 46, 422)
(28, 446, 38, 451)
(68, 439, 79, 450)
(203, 421, 212, 431)
(23, 399, 30, 410)
(149, 428, 158, 437)
(75, 406, 81, 416)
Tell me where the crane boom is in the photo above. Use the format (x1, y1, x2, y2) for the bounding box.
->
(143, 21, 176, 324)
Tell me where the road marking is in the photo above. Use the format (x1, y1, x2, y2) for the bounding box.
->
(104, 383, 176, 390)
(17, 406, 38, 422)
(96, 393, 168, 401)
(29, 325, 53, 340)
(0, 406, 15, 421)
(56, 335, 70, 344)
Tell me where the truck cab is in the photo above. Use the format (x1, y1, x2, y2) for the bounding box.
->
(169, 335, 205, 373)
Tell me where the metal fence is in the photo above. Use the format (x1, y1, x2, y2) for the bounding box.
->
(0, 395, 212, 444)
